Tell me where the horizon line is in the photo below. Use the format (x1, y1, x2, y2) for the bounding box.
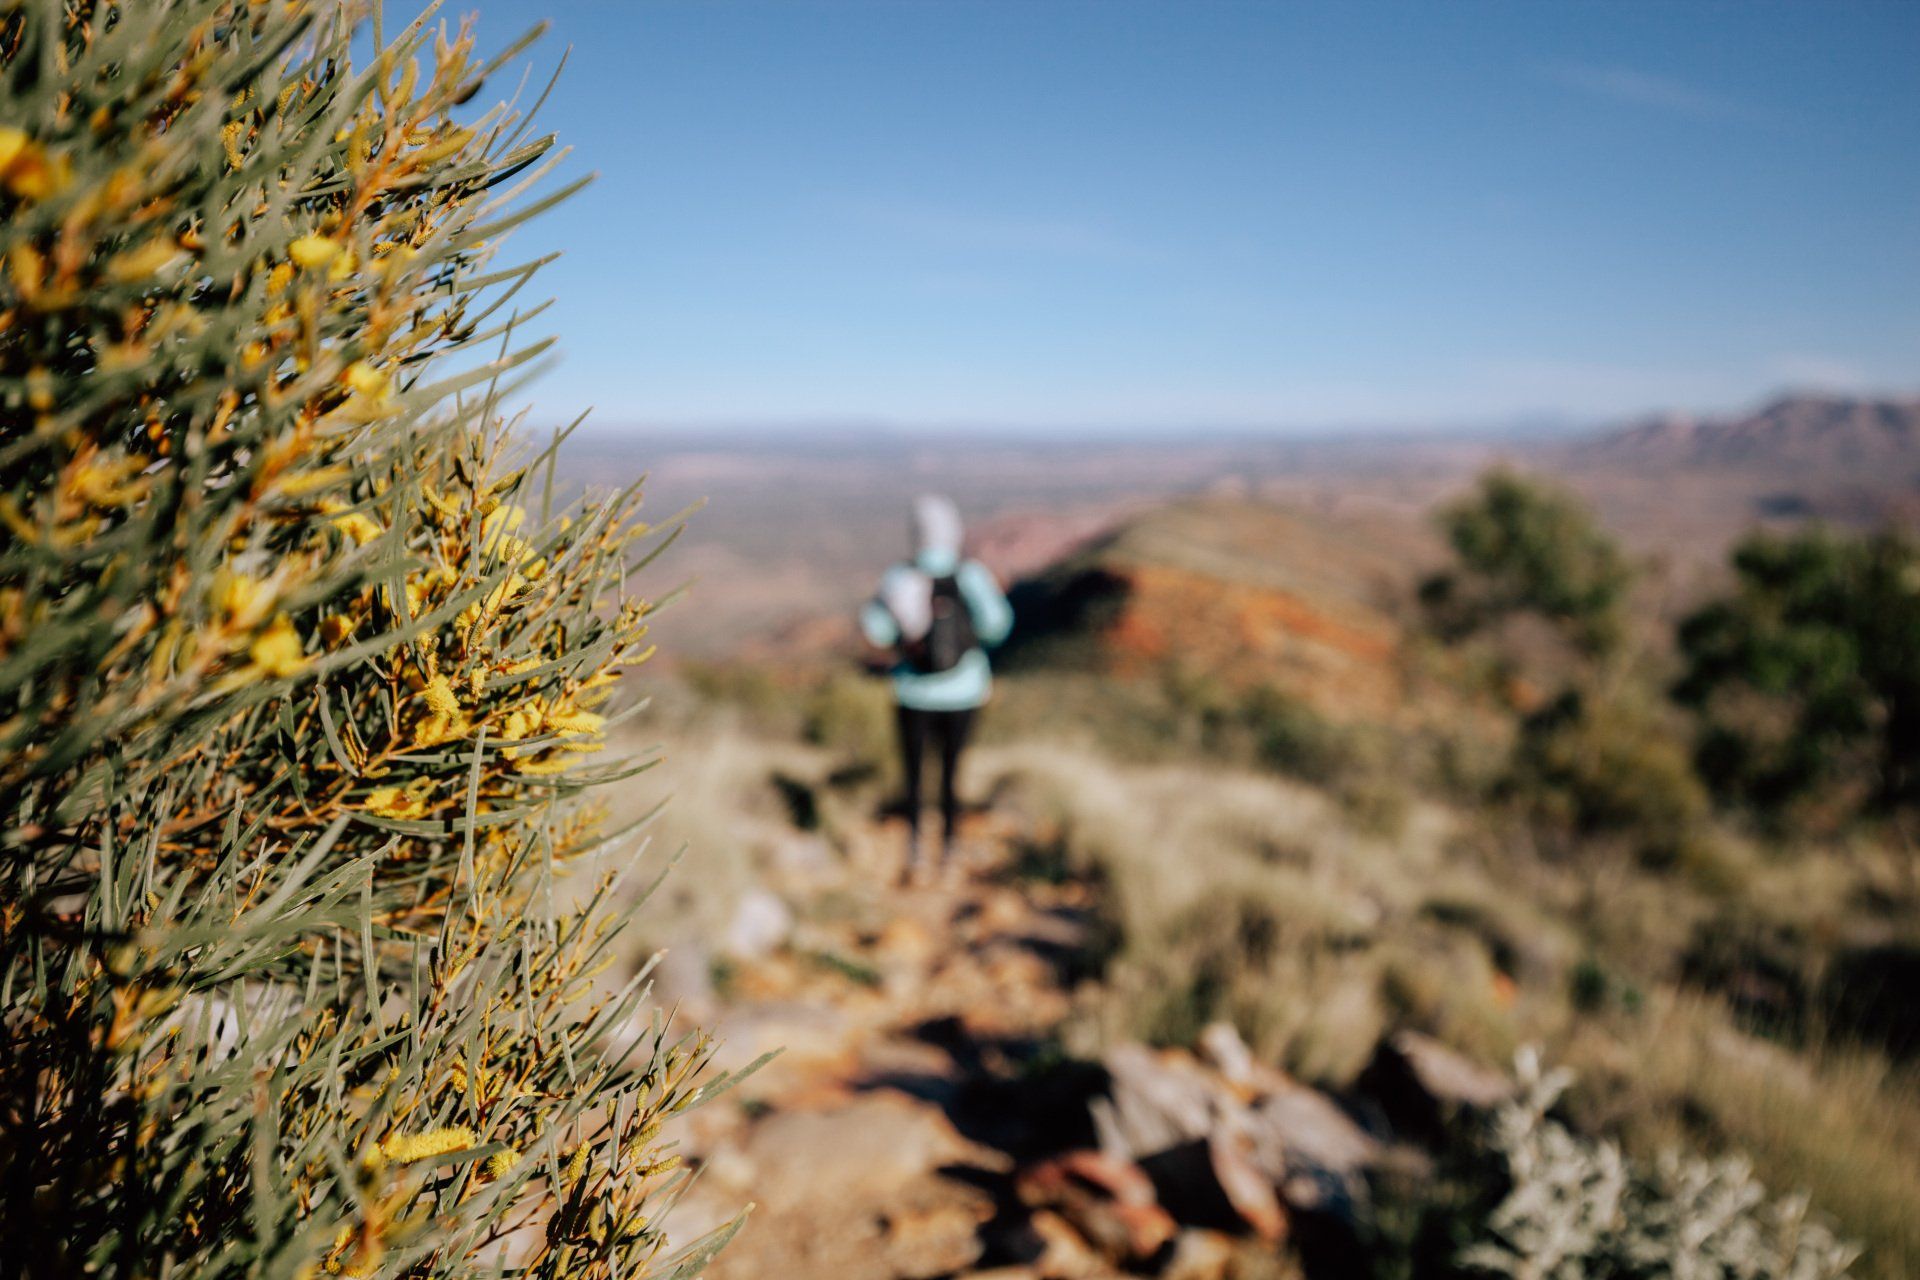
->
(544, 384, 1920, 444)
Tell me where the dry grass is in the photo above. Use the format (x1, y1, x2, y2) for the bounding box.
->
(607, 706, 830, 942)
(972, 739, 1920, 1277)
(615, 673, 1920, 1277)
(973, 742, 1520, 1077)
(1561, 992, 1920, 1280)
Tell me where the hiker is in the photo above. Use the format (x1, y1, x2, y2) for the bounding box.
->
(860, 495, 1014, 882)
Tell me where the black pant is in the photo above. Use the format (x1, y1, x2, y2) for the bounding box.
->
(896, 705, 976, 845)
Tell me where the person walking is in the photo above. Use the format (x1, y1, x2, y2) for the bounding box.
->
(860, 495, 1013, 883)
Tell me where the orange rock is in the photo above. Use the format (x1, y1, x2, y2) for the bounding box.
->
(876, 915, 938, 966)
(1491, 970, 1518, 1008)
(1016, 1150, 1177, 1263)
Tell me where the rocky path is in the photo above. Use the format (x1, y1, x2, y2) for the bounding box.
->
(652, 812, 1507, 1280)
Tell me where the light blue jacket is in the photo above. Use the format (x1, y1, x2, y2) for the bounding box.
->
(859, 550, 1013, 711)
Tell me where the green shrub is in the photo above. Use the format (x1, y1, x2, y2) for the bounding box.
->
(1423, 469, 1633, 660)
(0, 4, 735, 1276)
(1677, 526, 1920, 822)
(1505, 690, 1710, 860)
(1237, 684, 1358, 784)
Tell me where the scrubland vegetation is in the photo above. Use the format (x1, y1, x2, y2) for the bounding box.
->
(0, 4, 729, 1276)
(639, 469, 1920, 1278)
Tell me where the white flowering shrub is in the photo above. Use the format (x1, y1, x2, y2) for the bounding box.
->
(1461, 1051, 1859, 1280)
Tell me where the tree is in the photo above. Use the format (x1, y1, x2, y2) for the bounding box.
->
(1676, 526, 1920, 819)
(1421, 469, 1632, 661)
(0, 3, 739, 1276)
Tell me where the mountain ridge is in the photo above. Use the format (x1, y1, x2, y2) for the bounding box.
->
(1573, 392, 1920, 474)
(1000, 496, 1435, 723)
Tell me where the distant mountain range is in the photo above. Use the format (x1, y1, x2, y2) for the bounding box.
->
(1547, 394, 1920, 553)
(1572, 393, 1920, 476)
(560, 390, 1920, 658)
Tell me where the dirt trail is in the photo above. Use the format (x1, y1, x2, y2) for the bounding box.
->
(648, 795, 1474, 1280)
(656, 809, 1167, 1280)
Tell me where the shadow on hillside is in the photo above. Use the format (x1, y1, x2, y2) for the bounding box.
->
(1825, 943, 1920, 1061)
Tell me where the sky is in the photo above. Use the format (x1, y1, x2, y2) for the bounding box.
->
(460, 0, 1919, 434)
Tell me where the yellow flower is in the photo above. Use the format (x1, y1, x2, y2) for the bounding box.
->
(0, 127, 26, 173)
(421, 674, 460, 718)
(288, 235, 341, 269)
(637, 1153, 682, 1179)
(105, 238, 182, 283)
(494, 704, 544, 759)
(448, 1063, 500, 1098)
(274, 466, 351, 499)
(547, 705, 605, 734)
(481, 504, 526, 541)
(221, 120, 246, 170)
(330, 510, 383, 547)
(489, 533, 534, 564)
(483, 572, 527, 615)
(250, 615, 306, 677)
(0, 129, 69, 200)
(378, 1126, 475, 1164)
(410, 674, 471, 748)
(363, 779, 434, 820)
(8, 242, 45, 299)
(419, 484, 463, 524)
(320, 614, 356, 648)
(214, 570, 274, 629)
(486, 1148, 520, 1179)
(513, 754, 576, 776)
(479, 506, 542, 565)
(342, 361, 389, 399)
(67, 455, 150, 506)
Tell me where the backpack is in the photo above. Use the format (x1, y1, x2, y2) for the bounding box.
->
(901, 573, 976, 675)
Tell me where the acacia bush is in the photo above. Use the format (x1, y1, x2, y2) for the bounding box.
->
(0, 3, 737, 1277)
(1677, 526, 1920, 823)
(1422, 469, 1632, 663)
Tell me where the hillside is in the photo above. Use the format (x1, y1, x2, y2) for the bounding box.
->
(620, 464, 1920, 1278)
(1001, 497, 1438, 723)
(555, 430, 1490, 658)
(624, 668, 1920, 1280)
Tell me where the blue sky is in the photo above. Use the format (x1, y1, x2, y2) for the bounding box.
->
(465, 0, 1919, 433)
